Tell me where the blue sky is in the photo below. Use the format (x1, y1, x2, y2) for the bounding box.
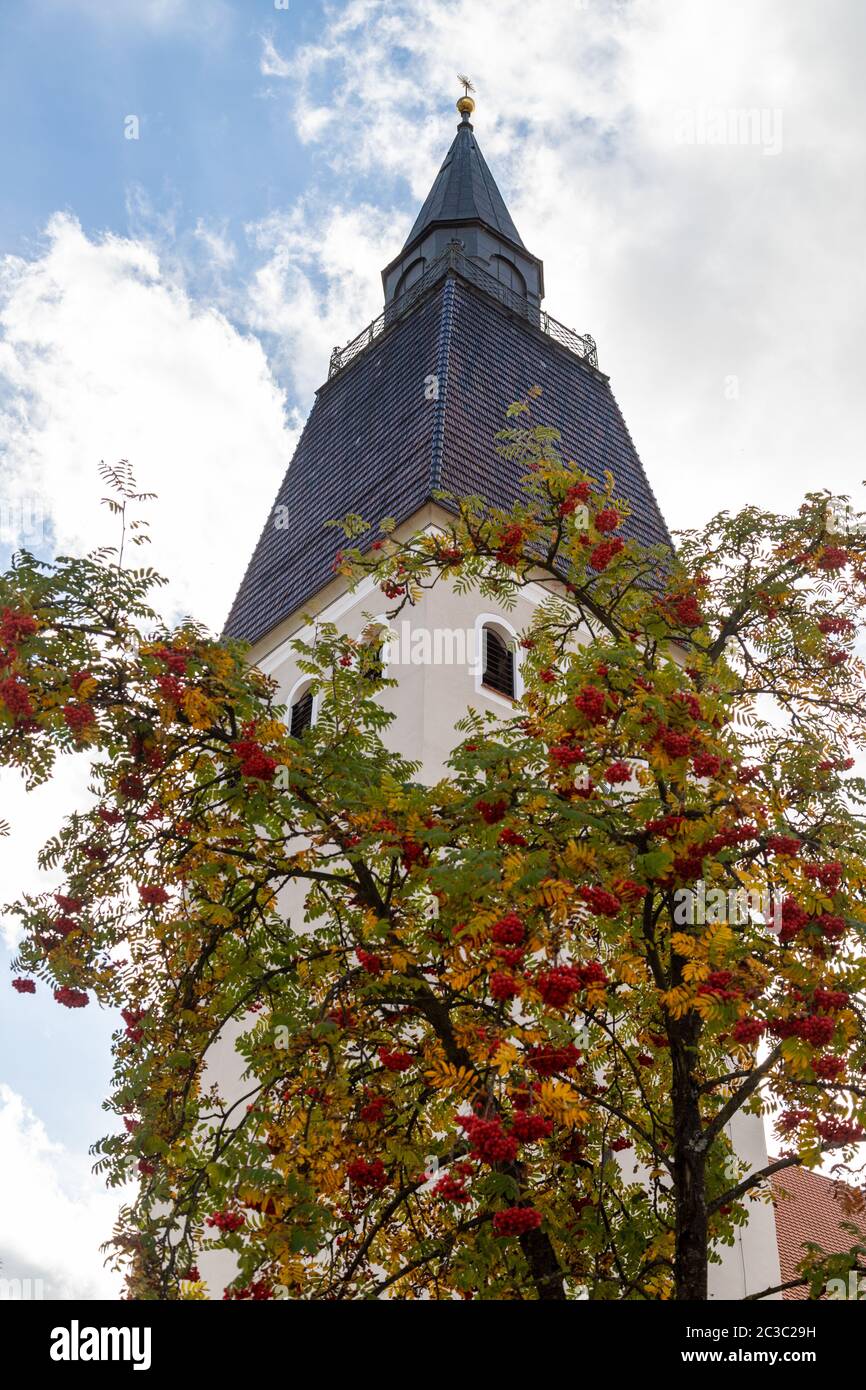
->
(1, 0, 864, 1297)
(0, 2, 320, 254)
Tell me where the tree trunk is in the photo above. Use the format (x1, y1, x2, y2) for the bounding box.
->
(671, 1016, 708, 1300)
(521, 1225, 567, 1300)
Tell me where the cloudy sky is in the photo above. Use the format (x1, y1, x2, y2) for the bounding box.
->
(0, 0, 864, 1297)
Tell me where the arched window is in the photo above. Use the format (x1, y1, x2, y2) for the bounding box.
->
(489, 255, 527, 297)
(360, 617, 393, 683)
(289, 685, 314, 737)
(482, 625, 516, 699)
(394, 257, 427, 300)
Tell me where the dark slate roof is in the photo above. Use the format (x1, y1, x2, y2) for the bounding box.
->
(402, 118, 526, 254)
(223, 273, 672, 647)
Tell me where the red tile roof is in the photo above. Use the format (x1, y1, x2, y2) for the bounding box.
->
(772, 1164, 866, 1299)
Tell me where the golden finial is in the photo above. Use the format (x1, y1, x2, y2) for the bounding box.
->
(456, 73, 476, 119)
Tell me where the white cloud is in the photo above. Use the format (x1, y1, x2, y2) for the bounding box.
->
(0, 759, 94, 950)
(245, 201, 405, 400)
(0, 213, 295, 633)
(0, 1084, 128, 1298)
(260, 34, 293, 79)
(261, 0, 866, 528)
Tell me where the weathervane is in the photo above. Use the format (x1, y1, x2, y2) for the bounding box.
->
(456, 73, 476, 119)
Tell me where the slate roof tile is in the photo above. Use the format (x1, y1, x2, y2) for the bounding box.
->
(224, 272, 672, 645)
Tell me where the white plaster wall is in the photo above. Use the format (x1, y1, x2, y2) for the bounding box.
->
(708, 1113, 781, 1300)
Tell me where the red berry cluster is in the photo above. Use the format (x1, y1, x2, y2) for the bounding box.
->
(645, 814, 686, 839)
(0, 607, 38, 660)
(458, 1114, 518, 1165)
(573, 685, 608, 723)
(813, 1055, 845, 1080)
(612, 878, 649, 903)
(816, 1117, 864, 1145)
(490, 971, 521, 1002)
(54, 986, 88, 1009)
(560, 480, 591, 515)
(138, 884, 169, 907)
(803, 861, 843, 892)
(154, 646, 190, 676)
(703, 825, 758, 853)
(498, 827, 528, 847)
(697, 970, 740, 1001)
(475, 798, 508, 824)
(12, 977, 35, 994)
(578, 885, 621, 918)
(816, 547, 849, 571)
(433, 1162, 474, 1205)
(346, 1157, 388, 1191)
(495, 524, 526, 568)
(692, 752, 721, 778)
(672, 691, 703, 720)
(769, 1015, 835, 1047)
(777, 1108, 810, 1135)
(357, 948, 383, 975)
(327, 1005, 356, 1029)
(658, 729, 692, 759)
(817, 914, 846, 940)
(359, 1095, 388, 1123)
(604, 760, 632, 783)
(121, 1006, 145, 1042)
(766, 835, 801, 856)
(588, 537, 624, 571)
(536, 965, 584, 1008)
(492, 1206, 542, 1236)
(377, 1047, 413, 1072)
(231, 739, 277, 781)
(667, 593, 703, 627)
(812, 988, 849, 1013)
(62, 703, 96, 734)
(536, 961, 607, 1009)
(778, 898, 809, 943)
(490, 913, 526, 946)
(156, 674, 184, 704)
(206, 1210, 245, 1232)
(511, 1111, 553, 1142)
(817, 615, 854, 634)
(118, 771, 146, 800)
(595, 508, 621, 533)
(526, 1043, 581, 1077)
(550, 743, 585, 767)
(0, 676, 33, 719)
(224, 1280, 275, 1300)
(731, 1019, 766, 1044)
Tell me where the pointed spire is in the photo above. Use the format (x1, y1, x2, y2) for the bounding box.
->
(400, 84, 526, 255)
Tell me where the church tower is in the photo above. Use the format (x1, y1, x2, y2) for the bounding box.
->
(224, 90, 671, 679)
(219, 91, 781, 1300)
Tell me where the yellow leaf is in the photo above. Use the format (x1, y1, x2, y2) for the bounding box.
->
(424, 1060, 474, 1094)
(671, 933, 696, 958)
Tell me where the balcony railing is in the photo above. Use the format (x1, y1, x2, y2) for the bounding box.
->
(327, 244, 599, 381)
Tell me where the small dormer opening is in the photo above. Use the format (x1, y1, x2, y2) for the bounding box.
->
(489, 254, 527, 297)
(289, 685, 314, 737)
(482, 625, 516, 699)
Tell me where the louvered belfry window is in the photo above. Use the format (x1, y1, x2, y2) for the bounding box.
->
(482, 626, 515, 699)
(290, 688, 313, 737)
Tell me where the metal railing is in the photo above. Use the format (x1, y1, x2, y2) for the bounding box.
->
(327, 244, 598, 380)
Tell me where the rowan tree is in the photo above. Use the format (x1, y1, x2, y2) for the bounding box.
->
(3, 413, 866, 1301)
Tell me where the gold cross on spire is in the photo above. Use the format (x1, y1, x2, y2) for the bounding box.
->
(456, 74, 476, 119)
